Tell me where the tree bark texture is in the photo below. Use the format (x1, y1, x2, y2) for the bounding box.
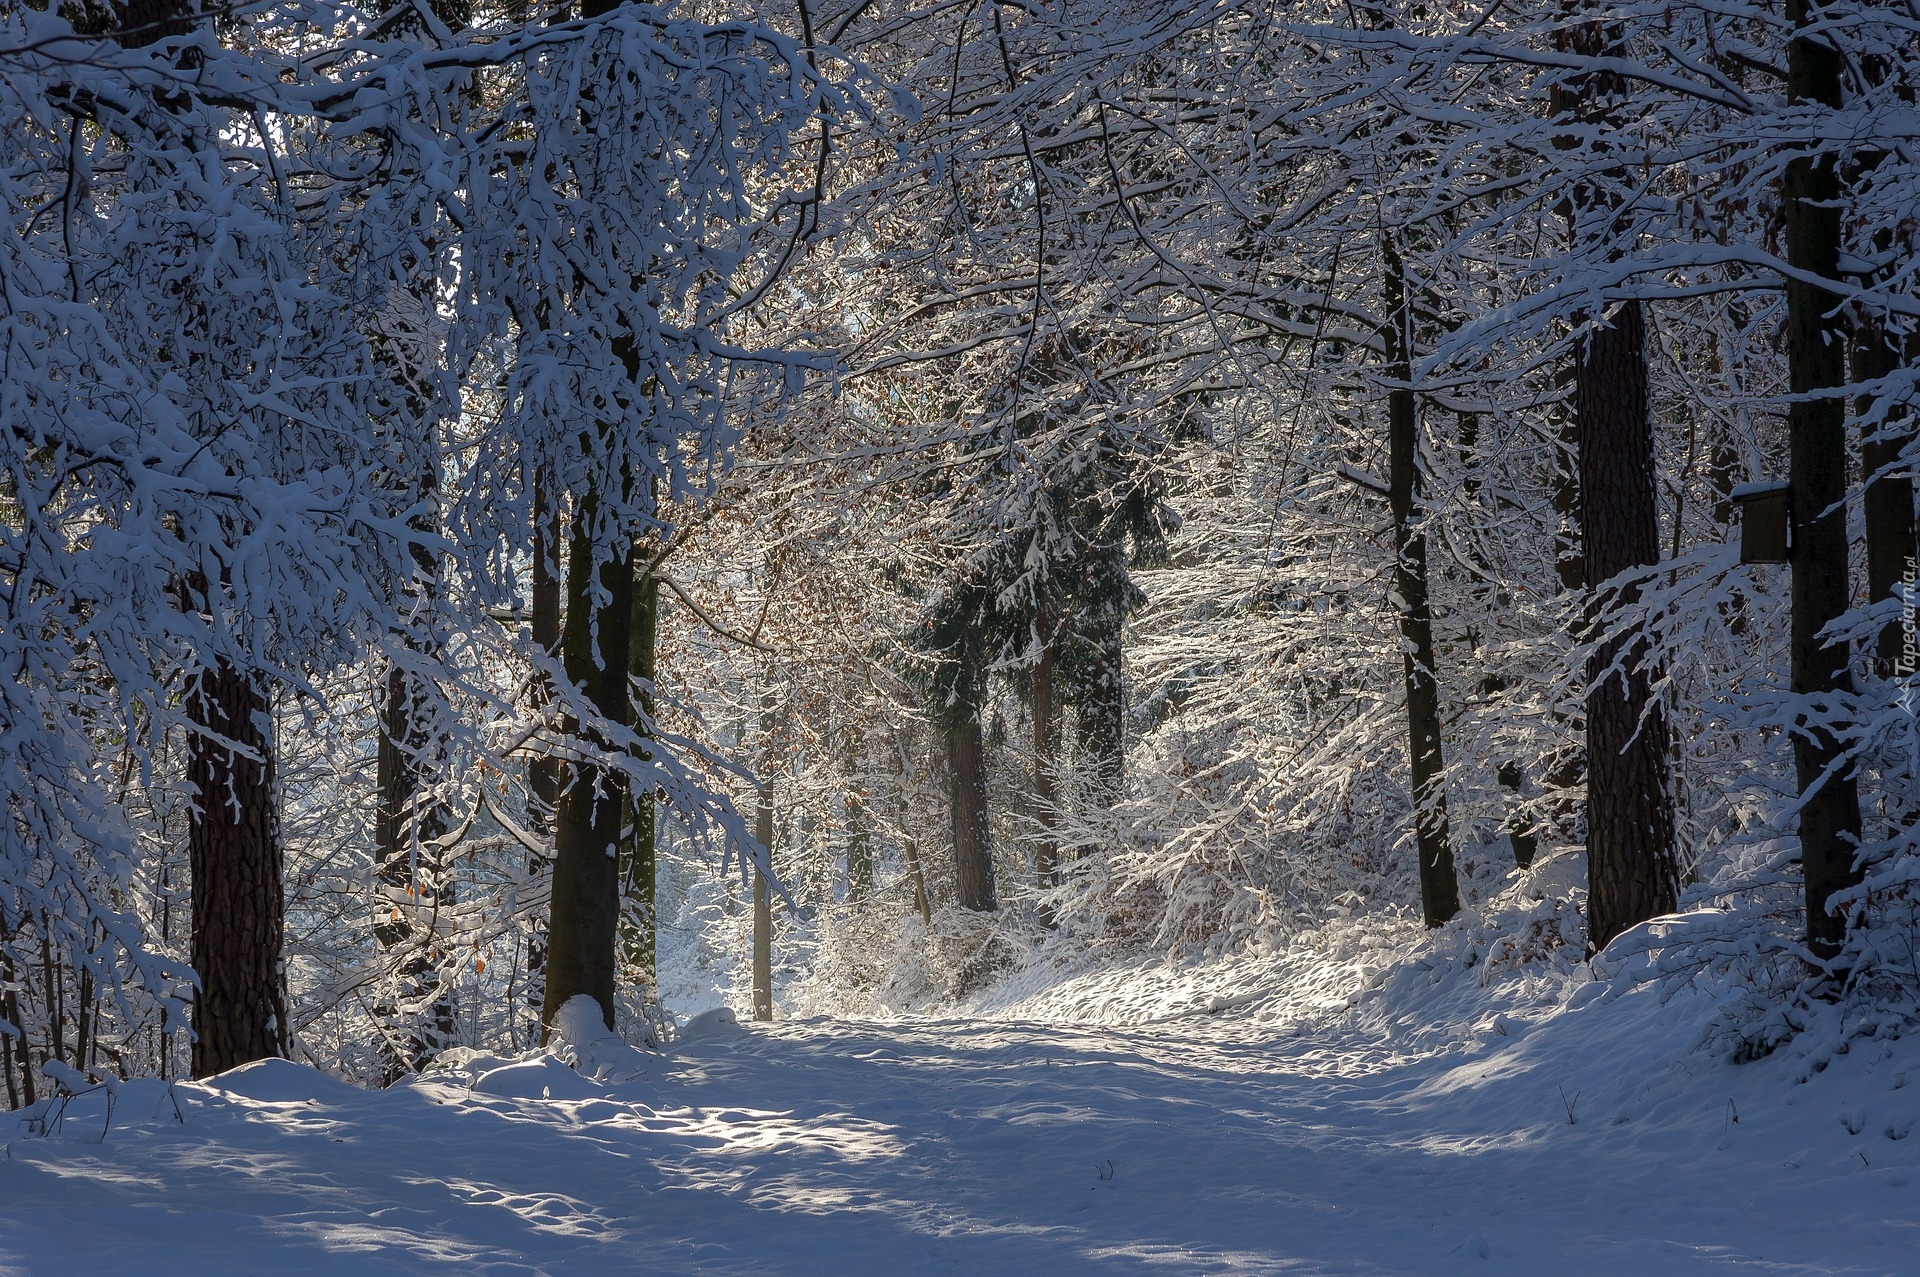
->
(750, 693, 776, 1021)
(1856, 320, 1916, 675)
(1849, 21, 1916, 679)
(1033, 613, 1060, 926)
(620, 567, 658, 984)
(1498, 761, 1538, 870)
(751, 866, 772, 1021)
(1857, 319, 1917, 831)
(894, 735, 933, 927)
(187, 660, 287, 1078)
(950, 714, 996, 912)
(1070, 543, 1128, 805)
(373, 660, 454, 1082)
(1785, 0, 1864, 962)
(751, 700, 775, 1021)
(1577, 300, 1681, 951)
(541, 499, 631, 1034)
(1383, 233, 1460, 928)
(1549, 0, 1681, 951)
(846, 789, 874, 902)
(1551, 368, 1586, 595)
(525, 481, 561, 1034)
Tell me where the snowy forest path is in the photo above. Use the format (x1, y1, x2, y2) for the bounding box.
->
(1, 991, 1915, 1275)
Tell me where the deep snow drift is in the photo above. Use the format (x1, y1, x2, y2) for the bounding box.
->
(3, 916, 1917, 1276)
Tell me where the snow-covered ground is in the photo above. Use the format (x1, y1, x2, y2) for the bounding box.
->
(4, 919, 1918, 1275)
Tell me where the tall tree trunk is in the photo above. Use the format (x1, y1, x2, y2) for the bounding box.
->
(1857, 328, 1914, 677)
(1072, 543, 1127, 803)
(525, 479, 561, 1037)
(840, 721, 873, 903)
(1857, 319, 1916, 831)
(1705, 308, 1754, 638)
(1541, 365, 1589, 832)
(1785, 0, 1864, 963)
(372, 472, 455, 1082)
(1850, 23, 1915, 682)
(620, 566, 659, 984)
(1577, 301, 1680, 950)
(845, 790, 874, 903)
(187, 660, 287, 1077)
(3, 950, 27, 1107)
(124, 0, 286, 1085)
(1462, 413, 1539, 873)
(1540, 23, 1593, 845)
(1552, 0, 1681, 951)
(1033, 609, 1060, 926)
(541, 497, 632, 1034)
(539, 0, 637, 1034)
(1382, 231, 1460, 927)
(894, 732, 933, 927)
(1498, 762, 1538, 870)
(373, 660, 454, 1082)
(950, 689, 996, 912)
(1856, 320, 1916, 680)
(751, 695, 775, 1021)
(751, 867, 772, 1021)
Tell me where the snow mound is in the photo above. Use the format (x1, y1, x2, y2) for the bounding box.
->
(547, 995, 654, 1083)
(417, 1001, 659, 1095)
(1514, 848, 1586, 902)
(676, 1006, 741, 1044)
(423, 1044, 619, 1098)
(195, 1058, 363, 1105)
(470, 1054, 610, 1100)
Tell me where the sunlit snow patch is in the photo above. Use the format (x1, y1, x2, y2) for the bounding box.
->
(676, 1006, 741, 1044)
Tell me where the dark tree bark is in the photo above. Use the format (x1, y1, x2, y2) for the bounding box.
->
(3, 950, 30, 1107)
(371, 464, 454, 1082)
(187, 660, 287, 1078)
(1032, 608, 1060, 927)
(1857, 324, 1914, 677)
(950, 707, 996, 913)
(1849, 30, 1916, 680)
(751, 695, 775, 1021)
(1706, 319, 1753, 639)
(1550, 371, 1586, 595)
(373, 660, 454, 1083)
(1538, 19, 1597, 845)
(751, 866, 772, 1021)
(120, 0, 285, 1086)
(894, 733, 933, 927)
(1577, 301, 1681, 950)
(1382, 231, 1460, 928)
(1498, 761, 1538, 870)
(539, 0, 637, 1034)
(1785, 0, 1864, 962)
(845, 790, 874, 903)
(1541, 377, 1589, 836)
(839, 720, 873, 904)
(1458, 412, 1483, 502)
(620, 566, 659, 983)
(1464, 412, 1539, 873)
(1856, 318, 1916, 833)
(525, 480, 561, 1035)
(1549, 0, 1681, 952)
(541, 498, 632, 1034)
(1071, 540, 1128, 804)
